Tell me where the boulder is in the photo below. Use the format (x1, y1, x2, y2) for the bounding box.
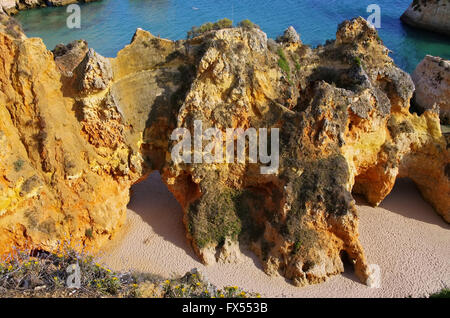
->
(412, 55, 450, 124)
(17, 0, 42, 10)
(47, 0, 79, 6)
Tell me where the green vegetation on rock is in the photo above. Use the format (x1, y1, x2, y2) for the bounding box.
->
(13, 158, 24, 172)
(188, 188, 242, 248)
(187, 186, 265, 249)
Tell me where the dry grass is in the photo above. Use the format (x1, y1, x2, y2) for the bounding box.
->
(0, 245, 260, 298)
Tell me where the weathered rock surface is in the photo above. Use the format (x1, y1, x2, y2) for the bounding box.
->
(53, 40, 89, 77)
(0, 15, 448, 288)
(277, 26, 301, 44)
(412, 55, 450, 124)
(74, 48, 113, 94)
(401, 0, 450, 36)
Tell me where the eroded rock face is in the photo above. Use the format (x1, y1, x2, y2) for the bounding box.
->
(401, 0, 450, 36)
(53, 40, 89, 77)
(0, 15, 448, 287)
(412, 55, 450, 124)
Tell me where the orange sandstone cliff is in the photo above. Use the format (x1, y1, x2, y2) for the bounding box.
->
(0, 14, 448, 286)
(401, 0, 450, 36)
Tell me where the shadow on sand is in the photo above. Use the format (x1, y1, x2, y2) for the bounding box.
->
(128, 171, 199, 261)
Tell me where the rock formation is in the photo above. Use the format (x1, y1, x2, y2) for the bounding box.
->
(401, 0, 450, 36)
(53, 40, 89, 77)
(277, 26, 301, 44)
(0, 14, 448, 287)
(412, 55, 450, 124)
(0, 12, 128, 257)
(1, 0, 98, 15)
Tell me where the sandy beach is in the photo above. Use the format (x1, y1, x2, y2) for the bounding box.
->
(98, 172, 450, 298)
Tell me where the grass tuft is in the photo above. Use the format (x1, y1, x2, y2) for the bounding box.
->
(353, 56, 362, 67)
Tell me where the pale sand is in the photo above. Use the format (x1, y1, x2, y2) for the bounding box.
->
(98, 172, 450, 298)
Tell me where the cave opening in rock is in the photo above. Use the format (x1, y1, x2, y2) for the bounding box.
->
(353, 176, 445, 227)
(127, 171, 191, 253)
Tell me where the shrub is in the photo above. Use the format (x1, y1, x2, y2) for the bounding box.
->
(237, 19, 260, 30)
(215, 18, 233, 29)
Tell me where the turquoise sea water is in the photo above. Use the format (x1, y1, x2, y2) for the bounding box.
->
(15, 0, 450, 73)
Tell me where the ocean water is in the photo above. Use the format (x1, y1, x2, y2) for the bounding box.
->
(15, 0, 450, 73)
